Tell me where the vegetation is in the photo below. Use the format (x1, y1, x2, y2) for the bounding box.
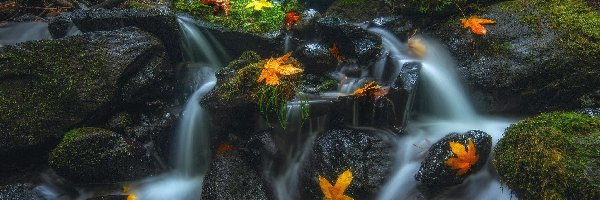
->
(493, 112, 600, 199)
(174, 0, 301, 33)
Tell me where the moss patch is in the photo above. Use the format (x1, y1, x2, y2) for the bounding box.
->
(0, 39, 108, 152)
(174, 0, 301, 33)
(493, 112, 600, 199)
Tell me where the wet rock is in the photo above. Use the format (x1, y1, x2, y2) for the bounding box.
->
(48, 8, 181, 63)
(290, 9, 323, 40)
(48, 127, 156, 183)
(0, 27, 170, 168)
(0, 183, 42, 200)
(293, 42, 337, 74)
(430, 1, 600, 114)
(325, 0, 400, 22)
(299, 0, 336, 12)
(415, 130, 492, 190)
(315, 16, 382, 66)
(300, 129, 395, 199)
(578, 108, 600, 117)
(202, 150, 272, 200)
(494, 112, 600, 200)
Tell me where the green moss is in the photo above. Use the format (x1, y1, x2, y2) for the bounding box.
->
(408, 0, 465, 14)
(0, 39, 108, 150)
(338, 0, 365, 6)
(493, 112, 600, 199)
(174, 0, 301, 33)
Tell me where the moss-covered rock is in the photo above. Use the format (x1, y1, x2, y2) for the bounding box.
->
(0, 27, 168, 167)
(431, 0, 600, 114)
(493, 112, 600, 199)
(49, 127, 155, 183)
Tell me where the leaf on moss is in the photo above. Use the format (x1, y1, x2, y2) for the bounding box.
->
(201, 0, 231, 15)
(284, 11, 301, 30)
(445, 138, 479, 175)
(460, 16, 496, 36)
(257, 53, 303, 85)
(245, 0, 273, 11)
(319, 169, 354, 200)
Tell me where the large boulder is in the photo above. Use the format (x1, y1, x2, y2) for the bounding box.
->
(430, 0, 600, 114)
(415, 130, 492, 192)
(48, 127, 156, 183)
(202, 150, 272, 200)
(0, 26, 173, 169)
(0, 183, 41, 200)
(300, 129, 395, 199)
(493, 112, 600, 199)
(48, 8, 182, 63)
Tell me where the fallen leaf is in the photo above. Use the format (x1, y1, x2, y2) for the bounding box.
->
(257, 53, 303, 85)
(201, 0, 231, 15)
(352, 81, 382, 97)
(127, 193, 137, 200)
(245, 0, 273, 11)
(460, 16, 495, 36)
(319, 169, 354, 200)
(445, 138, 479, 175)
(216, 143, 237, 155)
(407, 37, 426, 59)
(284, 11, 301, 30)
(329, 43, 344, 64)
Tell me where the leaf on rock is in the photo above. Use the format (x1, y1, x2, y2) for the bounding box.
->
(352, 81, 383, 98)
(460, 16, 496, 36)
(257, 53, 303, 85)
(127, 194, 137, 200)
(329, 43, 344, 64)
(245, 0, 273, 11)
(407, 37, 426, 59)
(319, 169, 354, 200)
(445, 138, 479, 175)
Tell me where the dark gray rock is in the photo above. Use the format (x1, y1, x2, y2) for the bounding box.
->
(48, 8, 181, 64)
(415, 130, 492, 190)
(578, 108, 600, 117)
(315, 17, 382, 66)
(429, 2, 600, 114)
(48, 127, 156, 183)
(0, 27, 171, 168)
(300, 129, 395, 199)
(0, 183, 42, 200)
(293, 42, 337, 74)
(202, 151, 271, 200)
(299, 0, 336, 12)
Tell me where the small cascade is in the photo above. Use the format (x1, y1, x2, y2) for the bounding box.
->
(177, 16, 228, 67)
(367, 27, 417, 86)
(284, 32, 293, 53)
(0, 22, 51, 46)
(135, 15, 228, 200)
(365, 28, 516, 199)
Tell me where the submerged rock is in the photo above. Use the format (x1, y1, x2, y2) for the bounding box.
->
(415, 130, 492, 192)
(494, 112, 600, 199)
(202, 150, 271, 200)
(430, 0, 600, 114)
(300, 128, 395, 199)
(48, 128, 156, 183)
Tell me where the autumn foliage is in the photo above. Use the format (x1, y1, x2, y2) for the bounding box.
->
(460, 16, 496, 36)
(257, 53, 303, 85)
(445, 138, 478, 175)
(319, 169, 354, 200)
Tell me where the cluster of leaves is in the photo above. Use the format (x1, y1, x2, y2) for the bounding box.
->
(493, 112, 600, 199)
(445, 138, 478, 175)
(174, 0, 301, 33)
(319, 169, 354, 200)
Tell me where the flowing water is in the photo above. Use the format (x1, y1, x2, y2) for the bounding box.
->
(365, 29, 517, 199)
(134, 16, 227, 200)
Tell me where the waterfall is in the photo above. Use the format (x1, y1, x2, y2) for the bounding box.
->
(284, 32, 292, 53)
(365, 28, 516, 199)
(134, 15, 228, 200)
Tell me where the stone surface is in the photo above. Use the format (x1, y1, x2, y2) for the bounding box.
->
(48, 127, 156, 183)
(300, 128, 395, 199)
(0, 183, 42, 200)
(415, 130, 492, 189)
(202, 150, 271, 200)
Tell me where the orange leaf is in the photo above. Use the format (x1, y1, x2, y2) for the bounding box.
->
(352, 81, 382, 97)
(216, 143, 237, 155)
(460, 16, 495, 36)
(329, 43, 344, 64)
(285, 11, 301, 30)
(257, 53, 302, 85)
(445, 138, 478, 175)
(319, 169, 354, 200)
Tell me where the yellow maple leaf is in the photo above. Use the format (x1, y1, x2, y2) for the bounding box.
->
(460, 16, 495, 36)
(445, 138, 479, 175)
(352, 81, 382, 97)
(127, 193, 137, 200)
(319, 169, 354, 200)
(245, 0, 273, 11)
(257, 53, 302, 85)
